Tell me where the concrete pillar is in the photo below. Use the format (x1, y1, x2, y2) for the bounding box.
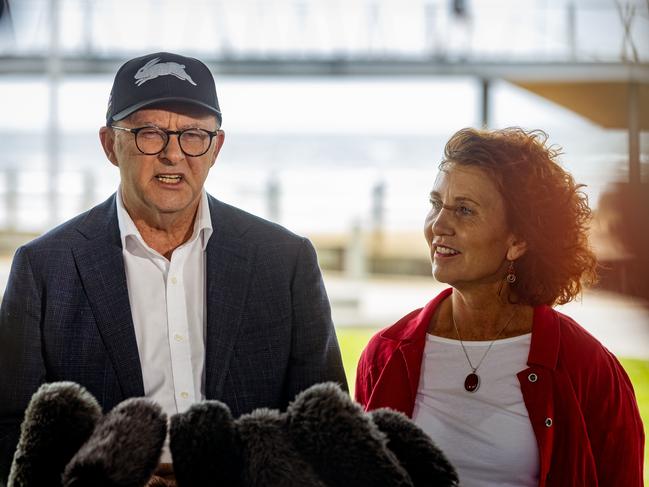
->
(5, 168, 17, 231)
(345, 221, 366, 279)
(266, 172, 280, 222)
(566, 2, 577, 61)
(82, 170, 95, 212)
(480, 78, 490, 128)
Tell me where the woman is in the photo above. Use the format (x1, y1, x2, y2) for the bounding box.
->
(355, 127, 644, 486)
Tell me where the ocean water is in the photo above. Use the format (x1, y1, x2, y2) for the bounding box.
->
(0, 75, 638, 234)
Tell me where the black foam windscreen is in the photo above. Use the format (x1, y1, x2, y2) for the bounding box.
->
(62, 398, 166, 487)
(8, 382, 102, 487)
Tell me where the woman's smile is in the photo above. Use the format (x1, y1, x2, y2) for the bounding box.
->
(434, 244, 461, 258)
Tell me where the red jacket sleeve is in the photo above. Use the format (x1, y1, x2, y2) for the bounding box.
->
(582, 349, 645, 486)
(355, 347, 372, 408)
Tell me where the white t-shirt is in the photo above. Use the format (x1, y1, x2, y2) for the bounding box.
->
(412, 333, 539, 487)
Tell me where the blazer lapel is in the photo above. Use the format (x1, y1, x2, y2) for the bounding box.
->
(203, 197, 255, 400)
(72, 195, 144, 399)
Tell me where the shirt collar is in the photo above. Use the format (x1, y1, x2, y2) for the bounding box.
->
(195, 190, 213, 250)
(116, 188, 213, 252)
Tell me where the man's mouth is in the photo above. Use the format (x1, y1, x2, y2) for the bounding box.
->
(156, 174, 183, 184)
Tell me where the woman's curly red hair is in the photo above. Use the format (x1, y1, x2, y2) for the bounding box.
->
(441, 127, 598, 306)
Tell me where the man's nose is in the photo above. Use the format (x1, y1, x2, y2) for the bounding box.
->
(160, 134, 184, 163)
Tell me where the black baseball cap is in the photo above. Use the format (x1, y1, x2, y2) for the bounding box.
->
(106, 52, 222, 125)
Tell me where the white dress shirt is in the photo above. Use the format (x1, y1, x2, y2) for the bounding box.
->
(116, 188, 212, 461)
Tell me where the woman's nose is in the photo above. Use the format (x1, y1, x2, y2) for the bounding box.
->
(430, 207, 454, 236)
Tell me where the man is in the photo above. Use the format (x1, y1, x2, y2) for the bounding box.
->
(0, 52, 347, 482)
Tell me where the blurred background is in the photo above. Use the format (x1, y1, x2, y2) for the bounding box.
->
(0, 0, 648, 473)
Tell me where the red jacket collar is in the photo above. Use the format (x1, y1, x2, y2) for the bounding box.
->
(529, 304, 560, 370)
(379, 287, 560, 370)
(364, 288, 562, 418)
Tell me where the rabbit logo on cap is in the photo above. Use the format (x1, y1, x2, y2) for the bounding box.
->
(134, 57, 197, 86)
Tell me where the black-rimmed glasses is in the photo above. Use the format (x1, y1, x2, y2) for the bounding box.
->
(110, 125, 220, 157)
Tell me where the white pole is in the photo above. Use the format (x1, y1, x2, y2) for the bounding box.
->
(47, 0, 61, 227)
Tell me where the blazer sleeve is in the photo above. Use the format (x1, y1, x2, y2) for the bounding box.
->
(0, 246, 46, 484)
(283, 238, 348, 401)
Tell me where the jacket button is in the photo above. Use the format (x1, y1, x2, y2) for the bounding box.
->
(545, 418, 553, 427)
(528, 373, 538, 382)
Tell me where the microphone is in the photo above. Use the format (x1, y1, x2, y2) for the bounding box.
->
(62, 398, 166, 487)
(170, 400, 241, 487)
(237, 408, 325, 487)
(8, 382, 102, 487)
(370, 408, 459, 487)
(286, 382, 413, 487)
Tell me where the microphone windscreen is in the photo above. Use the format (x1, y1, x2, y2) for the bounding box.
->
(237, 409, 325, 487)
(287, 382, 412, 487)
(170, 400, 241, 487)
(370, 408, 458, 487)
(8, 382, 102, 487)
(62, 398, 166, 487)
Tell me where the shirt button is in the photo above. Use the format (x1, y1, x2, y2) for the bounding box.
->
(180, 392, 189, 399)
(171, 276, 178, 285)
(174, 334, 184, 342)
(528, 373, 538, 383)
(545, 417, 553, 427)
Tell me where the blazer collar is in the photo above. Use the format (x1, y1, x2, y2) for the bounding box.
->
(75, 194, 123, 246)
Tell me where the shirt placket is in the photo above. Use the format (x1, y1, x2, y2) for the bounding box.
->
(166, 249, 195, 412)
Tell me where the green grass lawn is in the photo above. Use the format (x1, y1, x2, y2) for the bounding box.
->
(338, 327, 377, 395)
(337, 327, 649, 482)
(620, 358, 649, 482)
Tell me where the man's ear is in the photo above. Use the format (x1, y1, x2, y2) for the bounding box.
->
(99, 126, 119, 167)
(506, 235, 528, 261)
(209, 130, 225, 168)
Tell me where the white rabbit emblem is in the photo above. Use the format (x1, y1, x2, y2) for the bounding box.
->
(134, 57, 197, 86)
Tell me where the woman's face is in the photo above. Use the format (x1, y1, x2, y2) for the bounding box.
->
(424, 162, 525, 290)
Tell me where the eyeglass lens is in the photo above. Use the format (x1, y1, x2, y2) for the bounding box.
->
(136, 128, 212, 156)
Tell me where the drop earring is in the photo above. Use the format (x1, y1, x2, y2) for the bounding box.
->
(506, 260, 516, 283)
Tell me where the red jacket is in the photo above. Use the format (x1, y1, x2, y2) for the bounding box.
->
(355, 288, 645, 487)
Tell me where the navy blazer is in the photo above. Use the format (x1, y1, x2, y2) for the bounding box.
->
(0, 193, 347, 482)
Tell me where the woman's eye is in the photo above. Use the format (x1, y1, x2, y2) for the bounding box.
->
(457, 205, 473, 216)
(429, 199, 442, 211)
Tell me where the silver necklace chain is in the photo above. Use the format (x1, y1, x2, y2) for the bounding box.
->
(451, 309, 517, 373)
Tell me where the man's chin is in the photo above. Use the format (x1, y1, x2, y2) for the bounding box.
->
(148, 194, 197, 214)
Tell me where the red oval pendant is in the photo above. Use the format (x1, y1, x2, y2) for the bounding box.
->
(464, 373, 480, 392)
